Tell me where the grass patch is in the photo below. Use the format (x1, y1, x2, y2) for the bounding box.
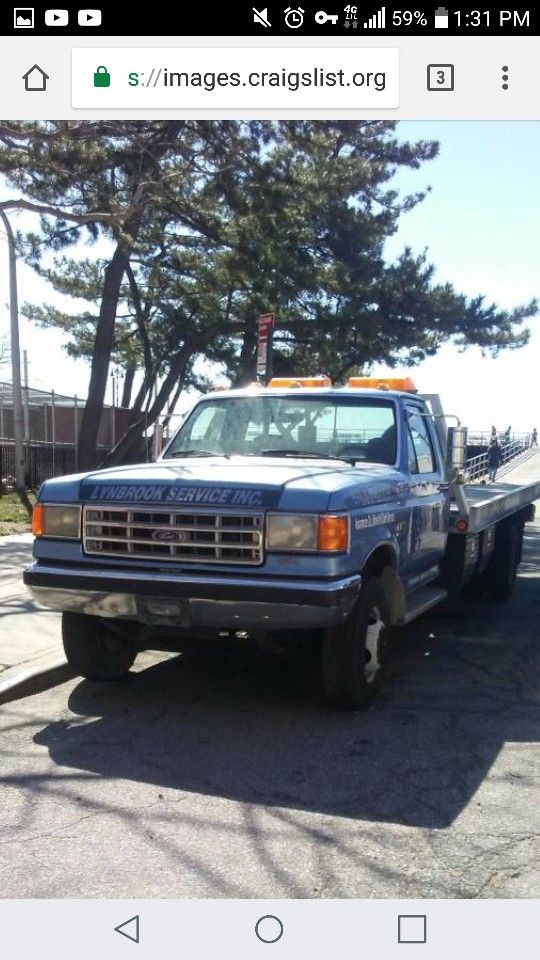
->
(0, 491, 35, 535)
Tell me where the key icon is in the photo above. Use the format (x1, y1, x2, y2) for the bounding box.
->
(315, 10, 339, 24)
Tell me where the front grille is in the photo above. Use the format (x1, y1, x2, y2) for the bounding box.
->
(83, 506, 264, 565)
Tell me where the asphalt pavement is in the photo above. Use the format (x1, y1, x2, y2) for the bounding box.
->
(0, 510, 538, 898)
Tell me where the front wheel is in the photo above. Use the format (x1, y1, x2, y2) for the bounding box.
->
(322, 576, 389, 710)
(62, 612, 137, 680)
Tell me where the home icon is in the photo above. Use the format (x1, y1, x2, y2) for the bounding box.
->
(22, 64, 49, 92)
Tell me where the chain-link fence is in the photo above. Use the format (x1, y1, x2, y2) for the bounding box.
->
(0, 381, 135, 448)
(0, 381, 138, 488)
(0, 440, 76, 489)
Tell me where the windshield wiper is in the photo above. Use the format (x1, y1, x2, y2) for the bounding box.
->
(167, 449, 230, 459)
(259, 448, 354, 463)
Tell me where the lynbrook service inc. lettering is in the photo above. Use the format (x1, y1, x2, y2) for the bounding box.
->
(85, 484, 267, 507)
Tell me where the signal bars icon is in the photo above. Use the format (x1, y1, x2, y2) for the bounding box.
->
(364, 6, 386, 29)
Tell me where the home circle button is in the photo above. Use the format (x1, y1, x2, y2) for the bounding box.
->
(255, 915, 284, 943)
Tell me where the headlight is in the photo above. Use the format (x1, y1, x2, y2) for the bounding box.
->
(32, 504, 81, 539)
(267, 514, 318, 551)
(267, 513, 348, 553)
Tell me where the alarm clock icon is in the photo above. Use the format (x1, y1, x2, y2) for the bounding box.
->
(284, 6, 305, 28)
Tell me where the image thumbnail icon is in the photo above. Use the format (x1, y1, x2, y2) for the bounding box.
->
(14, 7, 34, 27)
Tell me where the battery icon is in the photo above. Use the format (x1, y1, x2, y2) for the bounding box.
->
(434, 6, 449, 28)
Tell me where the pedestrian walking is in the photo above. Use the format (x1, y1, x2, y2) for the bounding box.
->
(531, 427, 538, 447)
(487, 437, 501, 482)
(503, 425, 512, 443)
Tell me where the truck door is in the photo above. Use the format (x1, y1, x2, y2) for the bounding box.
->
(403, 404, 450, 588)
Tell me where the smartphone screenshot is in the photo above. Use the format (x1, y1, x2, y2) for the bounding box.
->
(0, 3, 538, 957)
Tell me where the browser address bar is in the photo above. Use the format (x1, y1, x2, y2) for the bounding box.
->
(72, 48, 399, 108)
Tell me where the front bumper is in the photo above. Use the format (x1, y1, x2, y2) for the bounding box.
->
(24, 564, 362, 630)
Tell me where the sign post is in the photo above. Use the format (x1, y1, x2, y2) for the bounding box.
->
(256, 312, 275, 384)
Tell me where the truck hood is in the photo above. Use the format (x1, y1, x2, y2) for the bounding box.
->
(44, 456, 403, 513)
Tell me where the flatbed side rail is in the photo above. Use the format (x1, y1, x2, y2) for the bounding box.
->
(457, 478, 540, 533)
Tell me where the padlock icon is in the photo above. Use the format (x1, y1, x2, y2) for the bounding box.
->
(93, 66, 110, 88)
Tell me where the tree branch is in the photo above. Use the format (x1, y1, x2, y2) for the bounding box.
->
(0, 198, 117, 224)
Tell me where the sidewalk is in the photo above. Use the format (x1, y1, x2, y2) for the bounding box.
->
(0, 534, 70, 696)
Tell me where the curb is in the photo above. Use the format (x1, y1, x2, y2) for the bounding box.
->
(0, 657, 76, 706)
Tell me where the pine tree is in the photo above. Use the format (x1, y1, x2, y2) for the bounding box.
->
(0, 120, 536, 467)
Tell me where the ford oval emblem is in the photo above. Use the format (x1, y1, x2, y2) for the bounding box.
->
(151, 529, 187, 543)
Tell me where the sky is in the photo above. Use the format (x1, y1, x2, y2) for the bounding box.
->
(0, 121, 539, 430)
(374, 121, 540, 430)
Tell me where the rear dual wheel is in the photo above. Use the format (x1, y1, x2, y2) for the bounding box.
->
(485, 520, 522, 601)
(463, 519, 523, 602)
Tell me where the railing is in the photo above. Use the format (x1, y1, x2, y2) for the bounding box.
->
(465, 438, 535, 484)
(468, 430, 531, 447)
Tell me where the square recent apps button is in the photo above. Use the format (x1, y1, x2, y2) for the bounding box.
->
(398, 915, 427, 944)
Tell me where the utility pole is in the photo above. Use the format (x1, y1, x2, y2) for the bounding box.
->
(0, 207, 25, 495)
(23, 348, 30, 441)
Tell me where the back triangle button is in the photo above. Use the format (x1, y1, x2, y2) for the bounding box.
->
(114, 915, 140, 943)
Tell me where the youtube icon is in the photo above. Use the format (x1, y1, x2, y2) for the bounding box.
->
(78, 9, 102, 26)
(44, 9, 69, 26)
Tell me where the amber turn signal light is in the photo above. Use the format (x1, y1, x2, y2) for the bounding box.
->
(317, 515, 348, 552)
(31, 503, 44, 537)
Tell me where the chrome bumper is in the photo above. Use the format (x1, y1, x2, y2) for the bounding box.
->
(24, 564, 361, 630)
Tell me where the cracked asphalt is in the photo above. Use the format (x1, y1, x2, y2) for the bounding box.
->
(0, 517, 538, 898)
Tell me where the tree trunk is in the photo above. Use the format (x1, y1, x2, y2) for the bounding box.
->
(162, 377, 185, 430)
(121, 366, 135, 408)
(233, 326, 257, 386)
(77, 242, 132, 470)
(100, 343, 198, 466)
(130, 373, 150, 414)
(75, 122, 184, 470)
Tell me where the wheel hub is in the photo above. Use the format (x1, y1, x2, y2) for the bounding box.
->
(364, 605, 384, 684)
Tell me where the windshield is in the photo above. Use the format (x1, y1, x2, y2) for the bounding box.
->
(164, 395, 397, 466)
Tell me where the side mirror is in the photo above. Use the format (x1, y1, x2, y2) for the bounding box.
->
(446, 426, 468, 483)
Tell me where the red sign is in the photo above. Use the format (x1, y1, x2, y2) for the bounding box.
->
(256, 312, 275, 381)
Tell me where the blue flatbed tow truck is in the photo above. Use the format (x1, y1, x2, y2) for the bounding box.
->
(23, 375, 540, 709)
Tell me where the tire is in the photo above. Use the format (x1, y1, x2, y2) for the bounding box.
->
(322, 575, 390, 710)
(62, 612, 137, 680)
(485, 520, 521, 601)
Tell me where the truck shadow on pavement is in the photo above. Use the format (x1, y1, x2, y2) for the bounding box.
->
(33, 529, 540, 831)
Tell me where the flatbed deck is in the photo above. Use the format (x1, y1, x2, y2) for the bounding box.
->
(451, 450, 540, 532)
